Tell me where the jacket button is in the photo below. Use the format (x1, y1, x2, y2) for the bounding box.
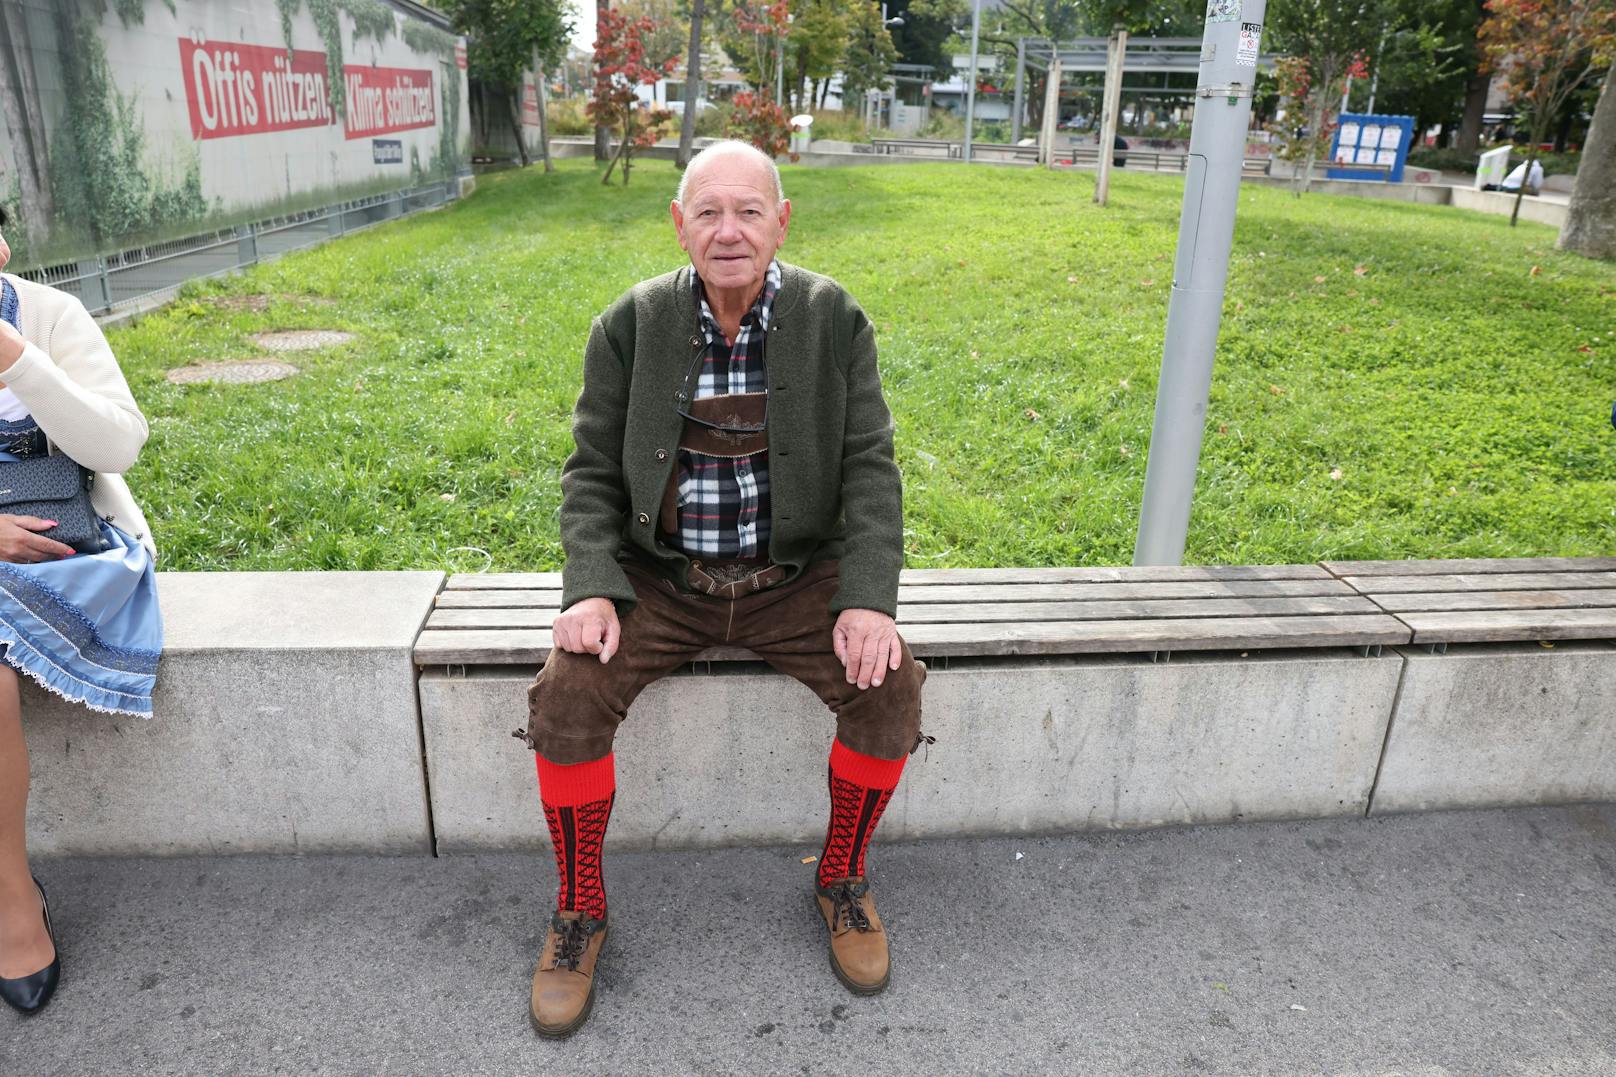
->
(655, 449, 668, 461)
(637, 512, 650, 525)
(689, 335, 702, 348)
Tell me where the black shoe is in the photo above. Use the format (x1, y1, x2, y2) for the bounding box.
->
(0, 877, 60, 1014)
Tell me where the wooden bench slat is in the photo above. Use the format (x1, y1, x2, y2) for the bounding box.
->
(1370, 589, 1616, 613)
(413, 614, 1409, 665)
(435, 578, 1357, 609)
(1325, 557, 1616, 577)
(1398, 608, 1616, 644)
(437, 589, 563, 608)
(898, 580, 1356, 602)
(425, 595, 1381, 631)
(894, 564, 1332, 584)
(1344, 571, 1616, 595)
(447, 573, 563, 590)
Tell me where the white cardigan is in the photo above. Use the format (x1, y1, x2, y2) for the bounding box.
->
(0, 273, 155, 557)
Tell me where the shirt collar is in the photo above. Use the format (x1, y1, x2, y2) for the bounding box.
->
(691, 259, 782, 336)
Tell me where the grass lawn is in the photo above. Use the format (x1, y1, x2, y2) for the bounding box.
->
(113, 157, 1616, 572)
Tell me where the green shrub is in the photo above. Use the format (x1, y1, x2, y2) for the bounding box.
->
(803, 108, 871, 143)
(546, 96, 592, 136)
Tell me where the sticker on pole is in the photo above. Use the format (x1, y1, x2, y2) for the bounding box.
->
(1236, 21, 1262, 65)
(1206, 0, 1239, 23)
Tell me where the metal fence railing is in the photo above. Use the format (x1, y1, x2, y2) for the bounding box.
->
(17, 178, 463, 316)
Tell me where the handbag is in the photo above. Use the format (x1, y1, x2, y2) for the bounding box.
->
(0, 453, 107, 554)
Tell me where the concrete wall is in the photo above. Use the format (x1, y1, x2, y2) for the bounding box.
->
(22, 571, 1616, 857)
(1371, 641, 1616, 814)
(419, 649, 1403, 852)
(1450, 187, 1569, 228)
(26, 572, 443, 856)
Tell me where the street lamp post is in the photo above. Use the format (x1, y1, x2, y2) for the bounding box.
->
(1133, 1, 1268, 565)
(962, 0, 982, 161)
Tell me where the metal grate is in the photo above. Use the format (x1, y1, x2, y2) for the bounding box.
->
(15, 178, 463, 317)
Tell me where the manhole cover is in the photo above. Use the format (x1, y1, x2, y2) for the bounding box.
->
(166, 360, 300, 385)
(252, 329, 354, 351)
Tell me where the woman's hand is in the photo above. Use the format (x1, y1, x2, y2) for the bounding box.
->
(0, 320, 23, 375)
(0, 515, 75, 563)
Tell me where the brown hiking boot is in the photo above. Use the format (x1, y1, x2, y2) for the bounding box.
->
(814, 877, 890, 995)
(530, 910, 608, 1037)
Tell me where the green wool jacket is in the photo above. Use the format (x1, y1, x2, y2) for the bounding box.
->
(559, 261, 904, 618)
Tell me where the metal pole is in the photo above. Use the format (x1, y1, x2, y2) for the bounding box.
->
(962, 0, 982, 161)
(1094, 29, 1127, 204)
(1133, 0, 1266, 565)
(1011, 38, 1027, 143)
(776, 33, 784, 104)
(1039, 57, 1061, 166)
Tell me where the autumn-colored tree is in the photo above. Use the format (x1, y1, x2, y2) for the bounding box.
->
(1268, 51, 1369, 190)
(1478, 0, 1616, 226)
(727, 0, 793, 99)
(725, 89, 795, 158)
(1268, 0, 1391, 194)
(590, 8, 678, 185)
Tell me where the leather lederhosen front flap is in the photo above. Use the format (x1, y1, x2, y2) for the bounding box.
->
(660, 392, 769, 534)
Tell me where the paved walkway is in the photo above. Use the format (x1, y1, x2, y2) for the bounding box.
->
(5, 805, 1615, 1076)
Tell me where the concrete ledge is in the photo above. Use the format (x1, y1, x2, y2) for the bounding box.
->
(26, 571, 444, 856)
(420, 649, 1402, 852)
(1449, 187, 1569, 227)
(1370, 640, 1616, 814)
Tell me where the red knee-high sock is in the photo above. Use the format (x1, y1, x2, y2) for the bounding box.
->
(535, 753, 616, 920)
(818, 739, 906, 886)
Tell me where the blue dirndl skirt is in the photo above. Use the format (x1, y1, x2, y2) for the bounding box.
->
(0, 519, 162, 717)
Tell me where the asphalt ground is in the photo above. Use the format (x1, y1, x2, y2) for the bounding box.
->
(4, 804, 1615, 1076)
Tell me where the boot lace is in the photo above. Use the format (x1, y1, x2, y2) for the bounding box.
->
(828, 883, 873, 933)
(551, 917, 592, 971)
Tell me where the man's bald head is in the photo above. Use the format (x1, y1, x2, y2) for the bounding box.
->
(675, 140, 785, 206)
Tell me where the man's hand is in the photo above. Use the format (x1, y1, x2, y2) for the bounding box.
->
(833, 608, 903, 690)
(0, 515, 74, 564)
(552, 596, 620, 664)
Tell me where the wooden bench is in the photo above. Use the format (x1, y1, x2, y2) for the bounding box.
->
(1322, 556, 1616, 653)
(411, 557, 1615, 852)
(871, 137, 958, 158)
(414, 563, 1411, 666)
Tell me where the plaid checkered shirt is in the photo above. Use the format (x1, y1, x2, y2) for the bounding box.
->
(671, 260, 782, 558)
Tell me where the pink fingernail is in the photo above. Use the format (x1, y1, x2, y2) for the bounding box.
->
(44, 520, 57, 527)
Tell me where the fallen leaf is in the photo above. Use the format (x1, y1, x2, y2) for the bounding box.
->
(1119, 378, 1130, 389)
(1577, 344, 1593, 354)
(1539, 641, 1556, 648)
(1353, 265, 1368, 276)
(503, 410, 516, 426)
(1313, 275, 1326, 283)
(1268, 384, 1285, 396)
(1067, 275, 1079, 283)
(800, 855, 818, 864)
(439, 493, 456, 502)
(1024, 408, 1041, 420)
(1329, 468, 1344, 481)
(1368, 298, 1382, 306)
(1339, 325, 1355, 333)
(1217, 423, 1228, 434)
(1290, 1004, 1308, 1012)
(1530, 264, 1541, 277)
(1140, 279, 1156, 286)
(957, 259, 967, 267)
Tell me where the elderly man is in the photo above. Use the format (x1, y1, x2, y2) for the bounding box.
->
(516, 140, 925, 1036)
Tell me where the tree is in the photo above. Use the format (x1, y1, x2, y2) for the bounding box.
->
(1268, 0, 1391, 194)
(1478, 0, 1616, 225)
(787, 0, 851, 113)
(839, 0, 898, 115)
(444, 0, 572, 169)
(676, 0, 708, 168)
(590, 7, 679, 184)
(726, 89, 794, 155)
(1559, 59, 1616, 256)
(1368, 0, 1482, 144)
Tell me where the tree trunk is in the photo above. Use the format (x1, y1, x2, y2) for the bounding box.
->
(594, 0, 611, 160)
(677, 0, 705, 169)
(1558, 62, 1616, 258)
(1456, 70, 1489, 155)
(508, 92, 530, 167)
(532, 49, 553, 174)
(1294, 84, 1329, 196)
(1510, 113, 1548, 227)
(602, 119, 630, 183)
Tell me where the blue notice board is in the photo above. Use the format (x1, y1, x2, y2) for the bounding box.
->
(1326, 113, 1415, 183)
